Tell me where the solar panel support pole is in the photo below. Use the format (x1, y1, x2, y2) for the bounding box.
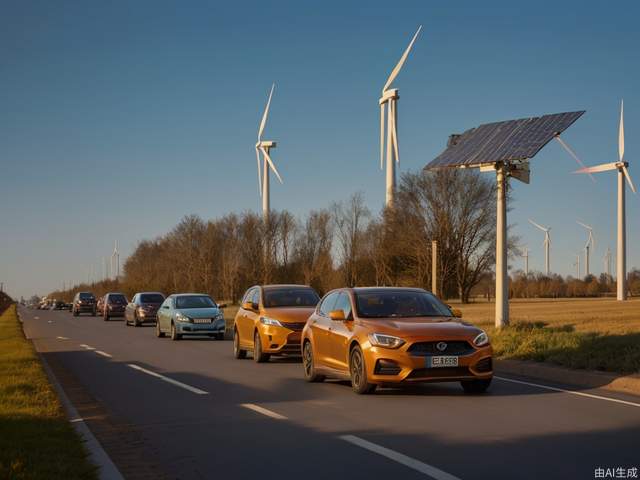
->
(495, 163, 509, 328)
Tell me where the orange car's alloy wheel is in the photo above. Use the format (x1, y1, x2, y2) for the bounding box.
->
(350, 346, 376, 395)
(233, 329, 246, 359)
(303, 342, 324, 383)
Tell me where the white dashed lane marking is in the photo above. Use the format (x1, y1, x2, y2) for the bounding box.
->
(95, 350, 112, 358)
(127, 364, 208, 395)
(340, 435, 461, 480)
(240, 403, 287, 420)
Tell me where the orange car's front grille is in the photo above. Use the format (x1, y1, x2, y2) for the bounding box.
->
(406, 367, 471, 379)
(407, 341, 475, 356)
(281, 322, 307, 331)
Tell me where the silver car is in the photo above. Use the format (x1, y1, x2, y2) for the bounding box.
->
(156, 294, 226, 341)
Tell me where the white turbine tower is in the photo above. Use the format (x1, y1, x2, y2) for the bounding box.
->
(529, 219, 551, 275)
(574, 254, 581, 279)
(577, 221, 595, 277)
(255, 84, 283, 220)
(521, 246, 529, 275)
(111, 241, 120, 280)
(604, 247, 612, 279)
(379, 26, 422, 208)
(576, 101, 636, 300)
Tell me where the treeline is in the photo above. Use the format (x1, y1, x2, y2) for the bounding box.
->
(49, 169, 499, 303)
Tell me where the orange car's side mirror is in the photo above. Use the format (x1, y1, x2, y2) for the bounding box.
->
(450, 308, 463, 319)
(241, 301, 254, 311)
(329, 309, 346, 321)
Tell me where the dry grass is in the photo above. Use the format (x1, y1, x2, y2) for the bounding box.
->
(0, 304, 97, 479)
(450, 297, 640, 373)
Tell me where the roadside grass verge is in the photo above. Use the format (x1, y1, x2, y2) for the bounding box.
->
(0, 304, 97, 479)
(450, 298, 640, 374)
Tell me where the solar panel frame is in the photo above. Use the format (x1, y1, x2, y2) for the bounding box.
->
(425, 111, 585, 170)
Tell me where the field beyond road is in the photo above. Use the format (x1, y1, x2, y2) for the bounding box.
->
(450, 297, 640, 373)
(0, 304, 96, 480)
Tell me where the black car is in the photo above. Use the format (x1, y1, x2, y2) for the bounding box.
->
(53, 300, 66, 310)
(103, 292, 128, 321)
(72, 292, 96, 316)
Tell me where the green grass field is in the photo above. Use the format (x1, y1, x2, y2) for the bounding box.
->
(0, 304, 97, 479)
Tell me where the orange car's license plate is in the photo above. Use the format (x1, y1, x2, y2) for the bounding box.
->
(427, 356, 458, 368)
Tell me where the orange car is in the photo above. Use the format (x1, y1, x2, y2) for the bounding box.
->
(233, 284, 320, 362)
(301, 287, 493, 394)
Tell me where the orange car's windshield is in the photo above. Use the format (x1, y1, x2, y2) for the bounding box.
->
(263, 288, 320, 308)
(354, 290, 452, 318)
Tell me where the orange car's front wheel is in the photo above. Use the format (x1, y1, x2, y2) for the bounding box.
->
(349, 346, 376, 395)
(302, 341, 324, 383)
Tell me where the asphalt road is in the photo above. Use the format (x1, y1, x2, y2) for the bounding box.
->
(21, 307, 640, 480)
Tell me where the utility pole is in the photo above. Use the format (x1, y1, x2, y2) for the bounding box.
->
(431, 240, 438, 296)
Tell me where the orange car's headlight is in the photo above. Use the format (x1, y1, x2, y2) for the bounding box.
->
(368, 333, 405, 349)
(260, 316, 283, 327)
(473, 331, 490, 347)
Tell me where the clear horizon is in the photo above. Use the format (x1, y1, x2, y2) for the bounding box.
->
(1, 0, 638, 299)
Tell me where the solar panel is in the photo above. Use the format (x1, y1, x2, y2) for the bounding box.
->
(425, 111, 585, 170)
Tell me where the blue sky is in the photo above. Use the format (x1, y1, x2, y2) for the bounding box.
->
(1, 0, 638, 299)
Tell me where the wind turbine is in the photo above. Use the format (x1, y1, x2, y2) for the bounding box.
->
(577, 221, 595, 277)
(604, 247, 612, 279)
(379, 26, 422, 208)
(529, 219, 551, 276)
(255, 84, 283, 220)
(111, 241, 120, 280)
(521, 246, 529, 275)
(576, 100, 636, 300)
(574, 254, 581, 279)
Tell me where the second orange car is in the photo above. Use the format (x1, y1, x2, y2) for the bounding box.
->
(233, 284, 320, 362)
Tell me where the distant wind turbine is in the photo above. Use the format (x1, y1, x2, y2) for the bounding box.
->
(379, 26, 422, 208)
(111, 241, 120, 280)
(529, 219, 551, 275)
(576, 221, 595, 277)
(255, 84, 283, 220)
(575, 100, 636, 300)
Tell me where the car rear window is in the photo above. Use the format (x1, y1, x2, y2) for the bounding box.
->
(108, 294, 127, 304)
(175, 295, 215, 309)
(263, 288, 320, 308)
(140, 294, 164, 304)
(79, 293, 94, 300)
(354, 290, 452, 318)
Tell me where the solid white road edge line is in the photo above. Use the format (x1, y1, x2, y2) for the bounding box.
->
(240, 403, 287, 420)
(95, 351, 112, 358)
(80, 344, 95, 350)
(495, 376, 640, 408)
(37, 352, 124, 480)
(340, 435, 461, 480)
(126, 364, 208, 395)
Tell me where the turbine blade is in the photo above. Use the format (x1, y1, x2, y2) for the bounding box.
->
(255, 147, 263, 197)
(555, 136, 596, 183)
(576, 221, 592, 230)
(574, 162, 618, 174)
(619, 99, 624, 162)
(622, 165, 637, 194)
(258, 83, 275, 141)
(528, 218, 547, 232)
(391, 100, 399, 163)
(261, 147, 283, 184)
(380, 103, 385, 170)
(382, 25, 422, 93)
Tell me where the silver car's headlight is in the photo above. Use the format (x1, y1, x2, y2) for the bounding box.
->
(260, 316, 282, 327)
(368, 333, 405, 349)
(176, 312, 191, 323)
(215, 312, 224, 321)
(473, 331, 489, 347)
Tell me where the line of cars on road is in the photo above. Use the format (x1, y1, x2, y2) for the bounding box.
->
(60, 284, 494, 395)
